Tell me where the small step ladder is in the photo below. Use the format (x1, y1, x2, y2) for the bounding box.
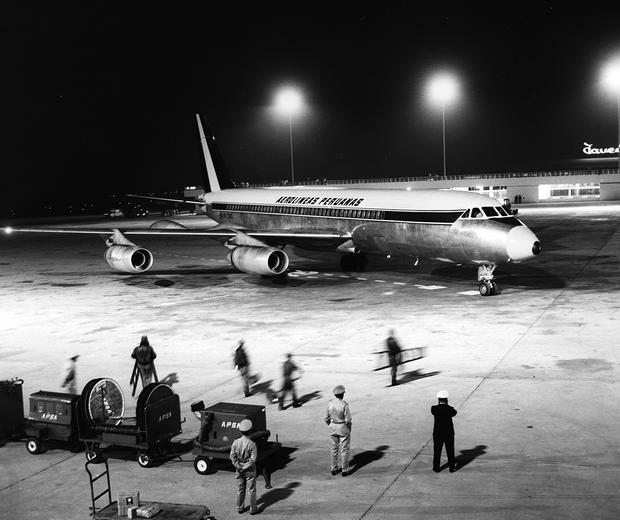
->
(85, 457, 112, 516)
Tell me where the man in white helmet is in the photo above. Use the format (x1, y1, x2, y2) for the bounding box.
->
(324, 384, 352, 476)
(230, 419, 259, 514)
(431, 390, 457, 472)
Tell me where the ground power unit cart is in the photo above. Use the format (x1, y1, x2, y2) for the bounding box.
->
(191, 401, 281, 479)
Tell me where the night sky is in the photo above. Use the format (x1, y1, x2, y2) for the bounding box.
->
(2, 3, 620, 214)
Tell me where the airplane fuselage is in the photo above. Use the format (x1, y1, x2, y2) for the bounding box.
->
(202, 187, 541, 267)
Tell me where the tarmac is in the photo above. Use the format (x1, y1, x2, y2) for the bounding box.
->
(1, 201, 619, 519)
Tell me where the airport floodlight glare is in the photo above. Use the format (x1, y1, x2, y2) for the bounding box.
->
(275, 87, 303, 116)
(274, 86, 305, 185)
(601, 57, 620, 174)
(428, 73, 460, 107)
(427, 72, 460, 180)
(601, 59, 620, 93)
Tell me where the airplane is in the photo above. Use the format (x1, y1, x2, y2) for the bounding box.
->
(2, 114, 541, 296)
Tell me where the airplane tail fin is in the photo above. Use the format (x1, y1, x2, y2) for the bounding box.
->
(195, 114, 235, 193)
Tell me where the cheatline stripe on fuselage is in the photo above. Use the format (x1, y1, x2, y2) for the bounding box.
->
(211, 203, 469, 224)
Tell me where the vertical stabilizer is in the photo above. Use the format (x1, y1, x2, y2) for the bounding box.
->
(195, 114, 235, 193)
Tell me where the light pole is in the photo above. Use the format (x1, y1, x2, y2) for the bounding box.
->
(275, 87, 304, 185)
(601, 58, 620, 175)
(427, 73, 460, 180)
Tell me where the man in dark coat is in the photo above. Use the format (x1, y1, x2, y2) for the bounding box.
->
(131, 335, 158, 388)
(386, 329, 402, 386)
(431, 390, 457, 472)
(234, 340, 251, 397)
(278, 353, 301, 410)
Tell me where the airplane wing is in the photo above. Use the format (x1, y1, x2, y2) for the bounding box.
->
(126, 194, 207, 206)
(2, 225, 349, 247)
(2, 223, 352, 276)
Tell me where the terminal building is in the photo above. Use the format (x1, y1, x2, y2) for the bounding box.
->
(322, 167, 620, 203)
(240, 166, 620, 203)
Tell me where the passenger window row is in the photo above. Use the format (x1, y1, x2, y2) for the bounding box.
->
(225, 204, 384, 220)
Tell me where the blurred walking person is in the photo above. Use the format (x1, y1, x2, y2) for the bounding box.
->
(234, 340, 252, 397)
(325, 385, 352, 476)
(278, 353, 301, 410)
(386, 329, 402, 386)
(61, 355, 79, 394)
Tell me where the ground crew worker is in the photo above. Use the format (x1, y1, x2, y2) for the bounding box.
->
(131, 335, 158, 391)
(234, 340, 252, 397)
(278, 353, 301, 409)
(324, 384, 352, 476)
(230, 419, 259, 515)
(386, 329, 402, 386)
(431, 390, 457, 472)
(61, 355, 79, 394)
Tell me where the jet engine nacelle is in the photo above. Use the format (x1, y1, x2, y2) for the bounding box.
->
(105, 245, 154, 273)
(228, 246, 289, 276)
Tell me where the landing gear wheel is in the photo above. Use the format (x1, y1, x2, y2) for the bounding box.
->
(193, 456, 213, 475)
(137, 452, 152, 468)
(479, 280, 493, 297)
(26, 437, 43, 455)
(491, 281, 499, 295)
(340, 253, 367, 272)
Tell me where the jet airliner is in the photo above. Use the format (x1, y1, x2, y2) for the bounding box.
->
(2, 115, 541, 296)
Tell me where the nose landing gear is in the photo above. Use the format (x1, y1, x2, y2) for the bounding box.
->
(478, 265, 498, 296)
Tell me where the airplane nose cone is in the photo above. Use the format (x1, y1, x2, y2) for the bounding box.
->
(507, 226, 542, 262)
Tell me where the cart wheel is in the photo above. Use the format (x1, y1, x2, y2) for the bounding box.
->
(26, 437, 43, 455)
(137, 452, 152, 468)
(193, 456, 212, 475)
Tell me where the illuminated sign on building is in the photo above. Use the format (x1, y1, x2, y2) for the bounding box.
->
(582, 142, 620, 155)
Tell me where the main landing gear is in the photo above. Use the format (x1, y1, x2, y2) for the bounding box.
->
(340, 252, 367, 272)
(477, 264, 499, 296)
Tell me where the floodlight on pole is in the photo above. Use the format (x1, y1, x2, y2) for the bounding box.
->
(601, 57, 620, 175)
(275, 87, 304, 185)
(427, 73, 460, 180)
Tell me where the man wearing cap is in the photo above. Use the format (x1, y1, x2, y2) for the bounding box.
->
(431, 390, 457, 472)
(230, 419, 259, 515)
(324, 385, 352, 476)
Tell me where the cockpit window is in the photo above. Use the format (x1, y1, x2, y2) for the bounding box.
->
(483, 206, 499, 217)
(460, 209, 471, 219)
(496, 206, 509, 216)
(471, 207, 483, 218)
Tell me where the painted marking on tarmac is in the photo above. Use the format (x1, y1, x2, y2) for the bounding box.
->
(457, 290, 480, 296)
(413, 284, 446, 290)
(356, 277, 367, 281)
(152, 295, 226, 307)
(374, 279, 387, 283)
(289, 270, 320, 278)
(393, 281, 406, 285)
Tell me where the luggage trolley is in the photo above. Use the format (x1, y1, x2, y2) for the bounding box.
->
(77, 378, 185, 467)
